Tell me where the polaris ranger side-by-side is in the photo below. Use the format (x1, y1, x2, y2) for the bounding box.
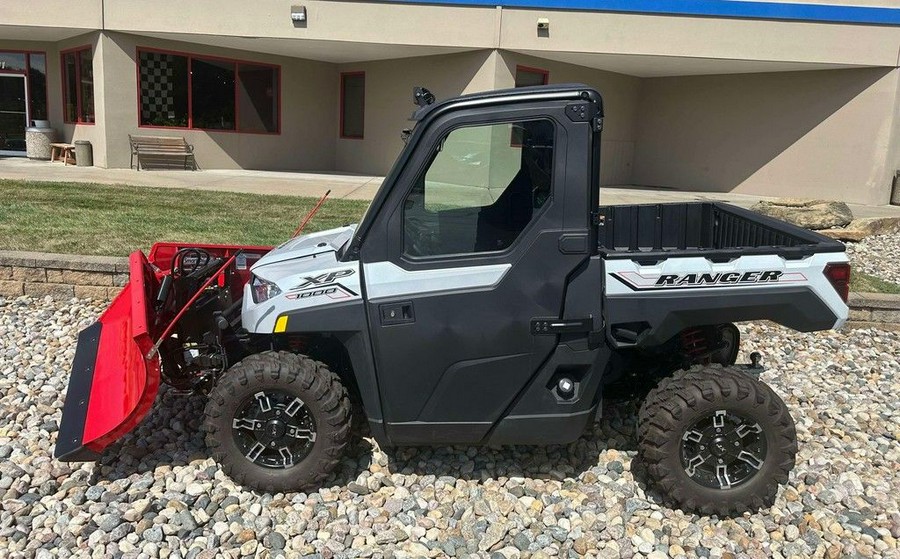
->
(55, 84, 851, 515)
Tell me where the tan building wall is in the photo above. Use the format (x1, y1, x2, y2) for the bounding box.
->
(91, 32, 338, 172)
(498, 8, 900, 68)
(103, 0, 499, 51)
(495, 52, 641, 185)
(334, 50, 499, 175)
(632, 67, 900, 205)
(333, 50, 644, 183)
(3, 0, 900, 204)
(97, 1, 900, 68)
(0, 0, 101, 33)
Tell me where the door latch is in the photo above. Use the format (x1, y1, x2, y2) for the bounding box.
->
(380, 302, 415, 325)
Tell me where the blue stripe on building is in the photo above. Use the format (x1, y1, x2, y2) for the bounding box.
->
(376, 0, 900, 25)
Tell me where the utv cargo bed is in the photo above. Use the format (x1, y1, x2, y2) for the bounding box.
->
(598, 202, 845, 259)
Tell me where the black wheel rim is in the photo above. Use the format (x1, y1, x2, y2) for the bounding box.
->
(679, 409, 767, 489)
(232, 390, 317, 469)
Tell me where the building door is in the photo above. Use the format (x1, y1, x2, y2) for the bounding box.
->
(0, 74, 29, 156)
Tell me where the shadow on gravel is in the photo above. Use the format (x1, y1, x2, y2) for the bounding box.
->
(91, 386, 653, 498)
(92, 387, 211, 483)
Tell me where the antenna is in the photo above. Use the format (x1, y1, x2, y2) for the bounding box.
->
(292, 189, 331, 238)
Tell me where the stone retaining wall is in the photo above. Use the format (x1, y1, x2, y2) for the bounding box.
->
(847, 292, 900, 330)
(1, 250, 899, 330)
(0, 251, 128, 300)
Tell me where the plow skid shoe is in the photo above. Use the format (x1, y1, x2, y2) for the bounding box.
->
(55, 252, 161, 461)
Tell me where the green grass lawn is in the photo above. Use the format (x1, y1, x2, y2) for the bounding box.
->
(3, 179, 900, 295)
(0, 180, 371, 256)
(851, 271, 900, 295)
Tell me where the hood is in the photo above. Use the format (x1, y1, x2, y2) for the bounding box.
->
(251, 225, 356, 269)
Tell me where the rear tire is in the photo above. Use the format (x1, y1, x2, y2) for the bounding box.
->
(204, 351, 351, 493)
(638, 366, 797, 516)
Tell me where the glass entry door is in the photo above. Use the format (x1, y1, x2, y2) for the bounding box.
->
(0, 74, 29, 156)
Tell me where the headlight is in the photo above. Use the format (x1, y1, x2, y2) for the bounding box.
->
(250, 275, 282, 303)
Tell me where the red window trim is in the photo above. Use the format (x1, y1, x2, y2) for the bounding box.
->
(515, 65, 550, 86)
(339, 71, 365, 140)
(60, 45, 94, 125)
(0, 50, 49, 124)
(136, 46, 282, 136)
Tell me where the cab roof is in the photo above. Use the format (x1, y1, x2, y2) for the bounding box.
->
(411, 83, 603, 121)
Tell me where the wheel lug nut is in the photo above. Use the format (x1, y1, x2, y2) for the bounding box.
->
(270, 442, 276, 447)
(718, 458, 724, 464)
(734, 442, 740, 446)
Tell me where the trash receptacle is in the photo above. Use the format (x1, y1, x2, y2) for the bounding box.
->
(74, 140, 93, 167)
(25, 126, 58, 160)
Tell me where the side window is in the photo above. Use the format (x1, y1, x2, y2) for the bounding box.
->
(403, 119, 554, 258)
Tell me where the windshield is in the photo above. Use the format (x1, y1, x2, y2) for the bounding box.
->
(345, 117, 425, 258)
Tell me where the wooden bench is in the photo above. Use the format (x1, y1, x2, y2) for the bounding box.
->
(50, 143, 76, 165)
(129, 135, 197, 171)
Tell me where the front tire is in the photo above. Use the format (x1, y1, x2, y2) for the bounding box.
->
(204, 351, 351, 493)
(638, 366, 797, 516)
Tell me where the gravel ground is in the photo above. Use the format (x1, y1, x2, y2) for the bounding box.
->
(1, 295, 899, 559)
(846, 233, 900, 285)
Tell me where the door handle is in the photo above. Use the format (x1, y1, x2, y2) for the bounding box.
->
(380, 302, 415, 325)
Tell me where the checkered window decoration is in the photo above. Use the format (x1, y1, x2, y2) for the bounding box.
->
(139, 51, 180, 126)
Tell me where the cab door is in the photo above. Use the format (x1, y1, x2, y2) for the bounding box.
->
(359, 101, 593, 444)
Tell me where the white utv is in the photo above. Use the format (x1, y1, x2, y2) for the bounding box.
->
(57, 84, 850, 516)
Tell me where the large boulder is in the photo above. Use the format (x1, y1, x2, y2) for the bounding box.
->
(819, 217, 900, 242)
(750, 198, 853, 230)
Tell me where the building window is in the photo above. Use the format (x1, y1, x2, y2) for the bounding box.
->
(192, 58, 235, 130)
(340, 72, 365, 139)
(27, 53, 48, 121)
(61, 47, 94, 124)
(515, 65, 549, 88)
(238, 64, 279, 133)
(138, 48, 280, 134)
(0, 51, 48, 122)
(139, 51, 189, 127)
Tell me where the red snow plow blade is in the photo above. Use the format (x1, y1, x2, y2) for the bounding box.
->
(55, 243, 269, 462)
(55, 251, 160, 461)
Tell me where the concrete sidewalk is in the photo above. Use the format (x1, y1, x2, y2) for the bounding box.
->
(3, 156, 900, 218)
(0, 157, 383, 200)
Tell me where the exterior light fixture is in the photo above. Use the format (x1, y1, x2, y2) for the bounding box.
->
(291, 6, 307, 23)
